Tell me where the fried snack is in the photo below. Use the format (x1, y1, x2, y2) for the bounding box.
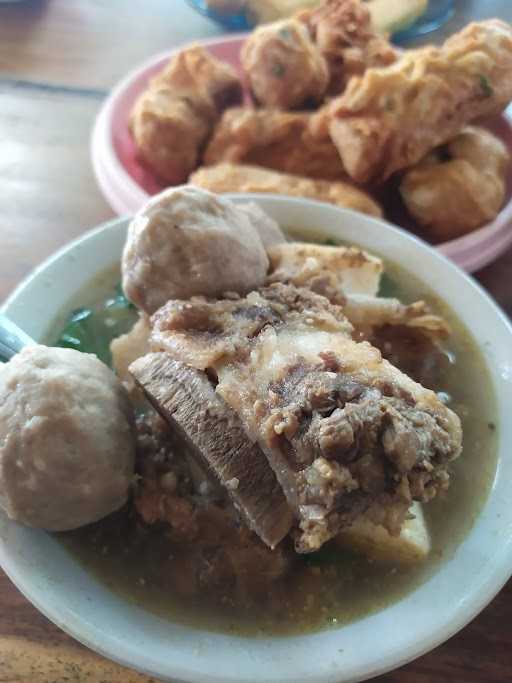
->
(130, 87, 212, 185)
(327, 20, 512, 184)
(300, 0, 397, 94)
(245, 0, 320, 24)
(204, 107, 346, 180)
(366, 0, 427, 36)
(400, 126, 510, 240)
(152, 45, 242, 112)
(241, 18, 329, 109)
(242, 0, 426, 34)
(190, 162, 382, 216)
(130, 46, 242, 184)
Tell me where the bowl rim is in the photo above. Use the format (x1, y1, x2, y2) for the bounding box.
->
(90, 36, 512, 273)
(1, 195, 512, 683)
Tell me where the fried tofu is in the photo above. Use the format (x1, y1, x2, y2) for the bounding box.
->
(190, 162, 382, 216)
(130, 46, 242, 183)
(336, 501, 431, 563)
(327, 20, 512, 183)
(301, 0, 397, 94)
(400, 126, 510, 240)
(204, 107, 346, 181)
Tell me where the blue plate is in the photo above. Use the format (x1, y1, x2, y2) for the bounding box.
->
(394, 0, 455, 43)
(186, 0, 455, 40)
(186, 0, 252, 30)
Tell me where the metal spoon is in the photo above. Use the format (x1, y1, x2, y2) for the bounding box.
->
(0, 313, 35, 362)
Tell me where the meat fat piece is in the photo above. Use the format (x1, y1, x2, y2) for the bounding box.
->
(267, 242, 383, 298)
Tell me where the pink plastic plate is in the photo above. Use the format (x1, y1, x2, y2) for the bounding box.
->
(91, 34, 512, 272)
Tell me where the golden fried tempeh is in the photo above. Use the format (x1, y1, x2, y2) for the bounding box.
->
(204, 107, 346, 180)
(190, 162, 382, 216)
(400, 126, 510, 240)
(327, 20, 512, 184)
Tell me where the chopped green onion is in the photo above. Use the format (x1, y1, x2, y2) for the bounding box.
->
(478, 75, 493, 98)
(271, 62, 286, 78)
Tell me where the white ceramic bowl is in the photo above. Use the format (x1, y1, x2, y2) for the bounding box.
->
(1, 195, 512, 683)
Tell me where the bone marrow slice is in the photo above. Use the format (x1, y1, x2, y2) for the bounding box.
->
(130, 352, 292, 548)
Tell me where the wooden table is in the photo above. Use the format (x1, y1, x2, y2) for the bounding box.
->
(0, 1, 511, 681)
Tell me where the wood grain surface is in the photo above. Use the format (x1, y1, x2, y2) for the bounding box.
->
(0, 0, 221, 91)
(0, 1, 512, 681)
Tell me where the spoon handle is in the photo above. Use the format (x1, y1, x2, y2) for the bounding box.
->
(0, 314, 35, 362)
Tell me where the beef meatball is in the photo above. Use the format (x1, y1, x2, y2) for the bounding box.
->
(122, 186, 273, 314)
(0, 345, 135, 531)
(235, 201, 286, 248)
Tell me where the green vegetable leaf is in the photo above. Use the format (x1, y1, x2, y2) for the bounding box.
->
(271, 62, 286, 78)
(55, 283, 138, 366)
(478, 75, 493, 98)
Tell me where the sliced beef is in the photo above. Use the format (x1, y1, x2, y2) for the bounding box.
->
(264, 362, 456, 551)
(129, 352, 292, 548)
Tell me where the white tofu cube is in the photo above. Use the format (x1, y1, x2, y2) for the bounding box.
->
(335, 502, 431, 564)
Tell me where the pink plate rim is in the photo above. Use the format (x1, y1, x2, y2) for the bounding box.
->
(91, 35, 512, 273)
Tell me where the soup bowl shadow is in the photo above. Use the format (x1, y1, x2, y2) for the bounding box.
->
(1, 194, 511, 683)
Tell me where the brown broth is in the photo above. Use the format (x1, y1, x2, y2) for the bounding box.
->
(57, 248, 498, 637)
